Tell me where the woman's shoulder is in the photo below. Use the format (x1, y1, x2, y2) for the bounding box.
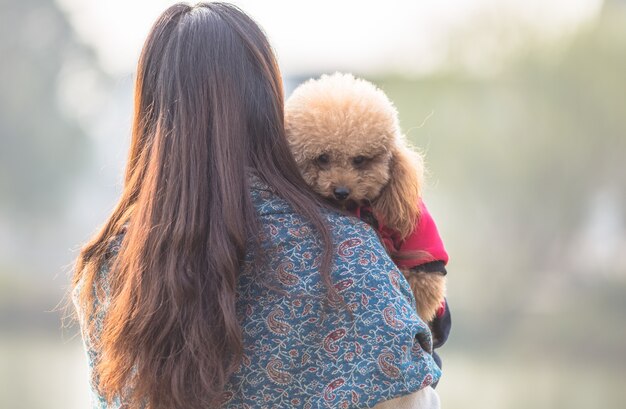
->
(248, 172, 370, 231)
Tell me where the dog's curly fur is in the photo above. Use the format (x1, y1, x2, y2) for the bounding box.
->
(285, 72, 445, 322)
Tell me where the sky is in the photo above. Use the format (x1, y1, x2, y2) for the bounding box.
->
(56, 0, 604, 76)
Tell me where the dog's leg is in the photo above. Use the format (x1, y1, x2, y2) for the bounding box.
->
(402, 269, 446, 323)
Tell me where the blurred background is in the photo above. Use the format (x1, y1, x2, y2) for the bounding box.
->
(1, 0, 625, 408)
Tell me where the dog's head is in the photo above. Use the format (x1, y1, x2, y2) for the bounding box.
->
(285, 73, 423, 238)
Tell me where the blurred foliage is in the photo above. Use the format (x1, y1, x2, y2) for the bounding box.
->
(0, 0, 103, 217)
(373, 0, 626, 380)
(379, 4, 625, 274)
(0, 0, 110, 289)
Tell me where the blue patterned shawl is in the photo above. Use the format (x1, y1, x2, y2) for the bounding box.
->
(75, 175, 440, 408)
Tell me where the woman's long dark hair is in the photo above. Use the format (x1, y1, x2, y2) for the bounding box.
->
(72, 3, 334, 408)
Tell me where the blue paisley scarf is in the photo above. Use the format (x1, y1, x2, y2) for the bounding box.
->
(75, 175, 440, 409)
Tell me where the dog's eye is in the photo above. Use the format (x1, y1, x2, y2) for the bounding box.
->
(352, 156, 366, 165)
(317, 154, 330, 165)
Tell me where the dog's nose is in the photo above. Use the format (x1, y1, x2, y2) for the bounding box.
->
(333, 187, 350, 200)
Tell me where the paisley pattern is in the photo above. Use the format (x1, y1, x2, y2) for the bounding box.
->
(76, 173, 441, 409)
(383, 306, 406, 330)
(267, 359, 293, 385)
(377, 351, 401, 379)
(277, 261, 300, 286)
(221, 175, 440, 408)
(323, 328, 347, 353)
(266, 308, 292, 335)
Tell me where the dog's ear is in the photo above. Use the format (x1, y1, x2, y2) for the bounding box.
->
(372, 143, 423, 239)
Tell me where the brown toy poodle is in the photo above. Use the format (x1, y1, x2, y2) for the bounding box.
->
(285, 72, 447, 323)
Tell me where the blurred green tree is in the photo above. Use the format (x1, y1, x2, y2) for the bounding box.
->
(0, 0, 106, 218)
(376, 0, 626, 354)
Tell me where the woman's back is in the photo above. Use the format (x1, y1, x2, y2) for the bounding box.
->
(77, 174, 440, 408)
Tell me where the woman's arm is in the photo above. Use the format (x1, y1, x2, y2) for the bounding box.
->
(322, 215, 442, 408)
(238, 199, 443, 408)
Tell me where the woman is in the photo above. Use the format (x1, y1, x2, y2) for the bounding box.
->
(71, 2, 441, 408)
